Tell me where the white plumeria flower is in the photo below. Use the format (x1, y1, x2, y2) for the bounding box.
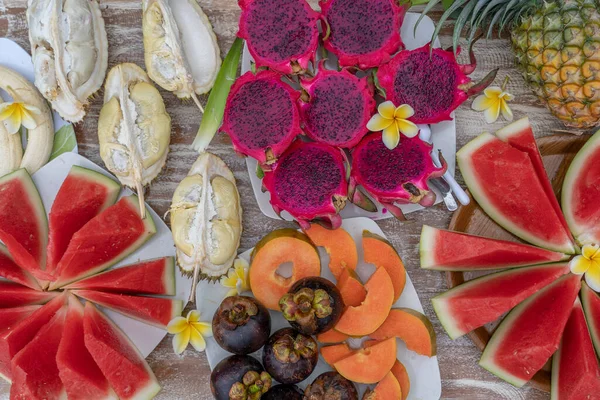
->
(167, 310, 212, 355)
(472, 86, 514, 124)
(570, 244, 600, 292)
(220, 258, 250, 297)
(0, 101, 42, 135)
(366, 101, 419, 150)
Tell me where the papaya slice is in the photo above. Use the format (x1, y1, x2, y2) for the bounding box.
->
(249, 229, 321, 310)
(363, 231, 406, 302)
(391, 360, 410, 400)
(370, 308, 437, 357)
(335, 267, 394, 336)
(333, 337, 396, 384)
(305, 224, 358, 279)
(364, 371, 402, 400)
(317, 329, 349, 344)
(337, 267, 367, 307)
(320, 342, 354, 366)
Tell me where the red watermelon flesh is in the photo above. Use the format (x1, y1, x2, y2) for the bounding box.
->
(10, 306, 67, 400)
(83, 302, 161, 399)
(495, 118, 573, 245)
(0, 245, 41, 290)
(581, 281, 600, 356)
(432, 263, 570, 340)
(551, 299, 600, 400)
(74, 290, 183, 330)
(0, 169, 52, 281)
(0, 294, 66, 382)
(0, 306, 41, 334)
(50, 195, 156, 290)
(64, 256, 176, 296)
(57, 295, 117, 400)
(479, 273, 581, 387)
(420, 225, 567, 271)
(47, 166, 120, 275)
(457, 133, 576, 255)
(0, 281, 57, 308)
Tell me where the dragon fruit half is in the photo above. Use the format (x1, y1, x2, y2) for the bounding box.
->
(377, 43, 498, 124)
(238, 0, 320, 74)
(299, 66, 376, 148)
(350, 133, 447, 220)
(221, 70, 302, 165)
(262, 140, 349, 230)
(320, 0, 407, 69)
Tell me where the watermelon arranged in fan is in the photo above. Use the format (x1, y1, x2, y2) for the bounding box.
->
(0, 165, 183, 399)
(420, 118, 600, 395)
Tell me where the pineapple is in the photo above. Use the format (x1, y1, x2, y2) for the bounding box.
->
(422, 0, 600, 129)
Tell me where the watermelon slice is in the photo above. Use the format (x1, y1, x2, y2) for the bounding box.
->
(50, 195, 156, 290)
(479, 273, 581, 387)
(0, 169, 52, 281)
(64, 256, 176, 296)
(432, 263, 570, 339)
(0, 281, 58, 308)
(10, 306, 67, 400)
(74, 289, 183, 329)
(0, 294, 66, 382)
(0, 306, 41, 332)
(420, 225, 567, 271)
(581, 281, 600, 356)
(0, 244, 41, 290)
(551, 299, 600, 400)
(83, 302, 161, 399)
(562, 128, 600, 246)
(57, 295, 117, 400)
(457, 133, 576, 254)
(47, 165, 121, 275)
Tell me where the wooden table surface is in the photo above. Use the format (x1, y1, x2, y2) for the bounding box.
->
(1, 1, 593, 399)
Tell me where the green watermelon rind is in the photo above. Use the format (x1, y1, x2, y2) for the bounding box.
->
(581, 281, 600, 357)
(65, 165, 121, 211)
(457, 133, 575, 255)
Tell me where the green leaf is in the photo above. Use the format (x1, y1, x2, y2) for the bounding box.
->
(49, 124, 76, 161)
(192, 37, 244, 153)
(442, 0, 455, 9)
(256, 164, 264, 179)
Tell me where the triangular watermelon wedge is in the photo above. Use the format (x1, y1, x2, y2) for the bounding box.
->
(457, 133, 576, 254)
(50, 195, 156, 290)
(551, 298, 600, 400)
(479, 273, 581, 387)
(0, 281, 58, 308)
(74, 290, 183, 330)
(0, 244, 41, 290)
(47, 165, 121, 275)
(420, 225, 567, 271)
(432, 263, 570, 339)
(10, 305, 68, 400)
(0, 169, 52, 281)
(64, 256, 176, 296)
(0, 306, 41, 333)
(581, 281, 600, 356)
(83, 302, 161, 399)
(57, 295, 117, 400)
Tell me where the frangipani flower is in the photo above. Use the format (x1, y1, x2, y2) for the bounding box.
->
(570, 244, 600, 292)
(220, 257, 250, 297)
(367, 101, 419, 150)
(472, 79, 514, 124)
(167, 310, 212, 355)
(0, 101, 42, 135)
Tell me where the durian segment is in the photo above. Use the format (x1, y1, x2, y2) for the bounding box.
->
(26, 0, 108, 123)
(142, 0, 221, 106)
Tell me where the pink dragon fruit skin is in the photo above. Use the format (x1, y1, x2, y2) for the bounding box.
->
(350, 133, 447, 220)
(320, 0, 407, 69)
(238, 0, 320, 74)
(262, 140, 349, 230)
(299, 66, 376, 149)
(221, 70, 302, 165)
(377, 42, 498, 124)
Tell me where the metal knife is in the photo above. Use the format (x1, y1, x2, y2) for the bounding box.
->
(429, 177, 458, 212)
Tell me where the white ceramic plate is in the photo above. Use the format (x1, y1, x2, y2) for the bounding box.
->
(198, 217, 441, 399)
(242, 13, 456, 222)
(32, 152, 191, 358)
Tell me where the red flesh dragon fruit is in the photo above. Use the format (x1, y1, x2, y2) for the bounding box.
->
(238, 0, 320, 74)
(320, 0, 407, 69)
(377, 43, 498, 124)
(262, 140, 349, 230)
(350, 133, 447, 220)
(222, 70, 302, 165)
(299, 66, 376, 148)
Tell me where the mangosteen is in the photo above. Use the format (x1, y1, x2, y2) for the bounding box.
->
(210, 355, 272, 400)
(279, 276, 344, 335)
(262, 327, 318, 384)
(263, 384, 303, 400)
(213, 295, 271, 355)
(304, 372, 358, 400)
